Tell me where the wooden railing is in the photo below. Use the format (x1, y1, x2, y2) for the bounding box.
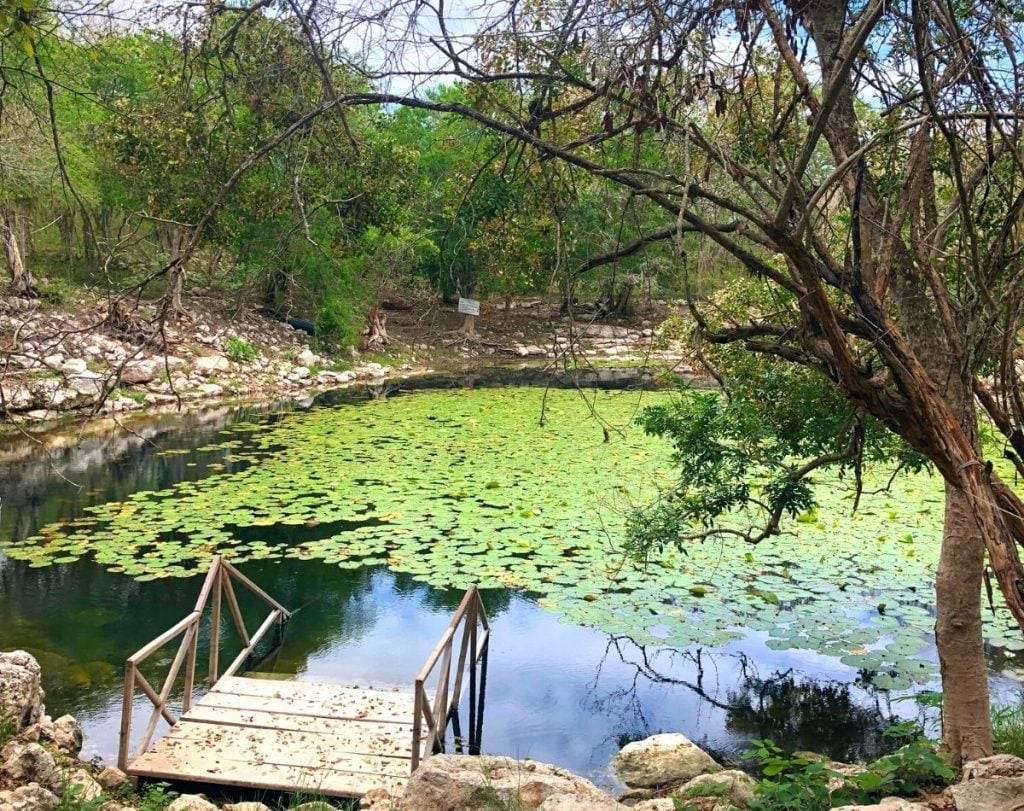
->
(117, 556, 291, 769)
(411, 586, 490, 771)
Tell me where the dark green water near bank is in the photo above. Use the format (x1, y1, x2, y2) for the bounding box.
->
(1, 383, 1020, 788)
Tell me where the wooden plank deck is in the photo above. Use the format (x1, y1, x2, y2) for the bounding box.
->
(119, 558, 490, 801)
(128, 676, 421, 798)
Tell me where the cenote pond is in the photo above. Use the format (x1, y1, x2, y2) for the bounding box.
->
(2, 383, 1024, 788)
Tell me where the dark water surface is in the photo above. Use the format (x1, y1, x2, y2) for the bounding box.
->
(0, 390, 1014, 788)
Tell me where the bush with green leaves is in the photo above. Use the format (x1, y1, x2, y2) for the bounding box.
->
(745, 724, 953, 811)
(224, 337, 258, 363)
(627, 279, 928, 560)
(653, 315, 690, 349)
(675, 779, 732, 811)
(745, 740, 835, 811)
(56, 784, 106, 811)
(138, 782, 176, 811)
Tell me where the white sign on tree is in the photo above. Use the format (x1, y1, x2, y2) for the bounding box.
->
(458, 297, 480, 316)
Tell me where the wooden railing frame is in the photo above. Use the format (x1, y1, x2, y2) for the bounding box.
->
(117, 556, 291, 770)
(411, 586, 489, 771)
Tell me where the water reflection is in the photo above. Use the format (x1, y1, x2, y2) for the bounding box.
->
(0, 404, 294, 544)
(589, 636, 912, 763)
(0, 551, 922, 785)
(0, 396, 961, 789)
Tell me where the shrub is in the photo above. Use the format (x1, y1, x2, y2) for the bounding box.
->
(139, 782, 176, 811)
(56, 784, 106, 811)
(653, 315, 689, 349)
(225, 337, 258, 363)
(745, 724, 953, 811)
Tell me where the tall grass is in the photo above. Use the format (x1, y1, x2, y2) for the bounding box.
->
(0, 714, 15, 748)
(992, 701, 1024, 759)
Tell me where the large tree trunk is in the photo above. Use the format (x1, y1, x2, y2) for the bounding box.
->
(1, 205, 35, 297)
(13, 203, 32, 260)
(57, 208, 75, 262)
(159, 224, 187, 322)
(937, 484, 994, 762)
(79, 207, 99, 270)
(167, 264, 185, 321)
(360, 308, 389, 349)
(796, 0, 1004, 762)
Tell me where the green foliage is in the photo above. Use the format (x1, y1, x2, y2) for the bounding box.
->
(138, 782, 176, 811)
(277, 791, 333, 811)
(745, 740, 835, 811)
(0, 714, 15, 748)
(745, 725, 953, 811)
(224, 337, 258, 364)
(8, 388, 1010, 686)
(627, 278, 929, 560)
(676, 779, 729, 809)
(653, 315, 689, 348)
(0, 0, 41, 56)
(56, 783, 106, 811)
(992, 699, 1024, 758)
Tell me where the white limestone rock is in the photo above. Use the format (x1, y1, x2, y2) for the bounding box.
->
(612, 734, 721, 789)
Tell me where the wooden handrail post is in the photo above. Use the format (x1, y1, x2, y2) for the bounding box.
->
(432, 643, 453, 744)
(118, 661, 135, 770)
(410, 586, 492, 772)
(221, 573, 250, 647)
(209, 565, 222, 683)
(450, 600, 473, 711)
(135, 622, 195, 759)
(183, 617, 198, 713)
(118, 555, 291, 774)
(411, 680, 424, 772)
(221, 559, 292, 616)
(469, 611, 478, 753)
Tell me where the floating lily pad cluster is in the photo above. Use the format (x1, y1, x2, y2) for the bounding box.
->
(6, 388, 1021, 688)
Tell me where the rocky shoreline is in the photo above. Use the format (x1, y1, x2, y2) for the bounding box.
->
(4, 651, 1024, 811)
(0, 296, 395, 424)
(0, 295, 690, 428)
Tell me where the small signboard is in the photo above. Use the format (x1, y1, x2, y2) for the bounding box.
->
(458, 297, 481, 316)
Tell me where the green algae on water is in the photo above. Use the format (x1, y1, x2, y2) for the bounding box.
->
(5, 387, 1017, 687)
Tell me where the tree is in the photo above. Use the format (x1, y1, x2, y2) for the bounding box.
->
(284, 0, 1024, 763)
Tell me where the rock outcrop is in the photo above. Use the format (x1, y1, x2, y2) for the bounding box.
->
(960, 754, 1024, 780)
(167, 796, 219, 811)
(628, 769, 756, 810)
(94, 766, 130, 791)
(63, 768, 103, 802)
(0, 296, 395, 423)
(0, 783, 59, 811)
(1, 744, 59, 793)
(612, 733, 722, 789)
(950, 772, 1024, 810)
(38, 715, 82, 756)
(397, 754, 626, 810)
(831, 799, 931, 811)
(0, 652, 44, 729)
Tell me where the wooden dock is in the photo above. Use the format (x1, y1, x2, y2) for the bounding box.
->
(118, 557, 489, 799)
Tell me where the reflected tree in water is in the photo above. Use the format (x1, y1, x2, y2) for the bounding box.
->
(589, 635, 922, 764)
(723, 670, 901, 763)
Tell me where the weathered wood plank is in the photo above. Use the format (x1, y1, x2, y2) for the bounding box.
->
(213, 676, 409, 701)
(123, 580, 489, 801)
(129, 750, 408, 798)
(172, 716, 415, 761)
(168, 717, 416, 755)
(200, 683, 415, 724)
(146, 726, 412, 777)
(183, 705, 420, 746)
